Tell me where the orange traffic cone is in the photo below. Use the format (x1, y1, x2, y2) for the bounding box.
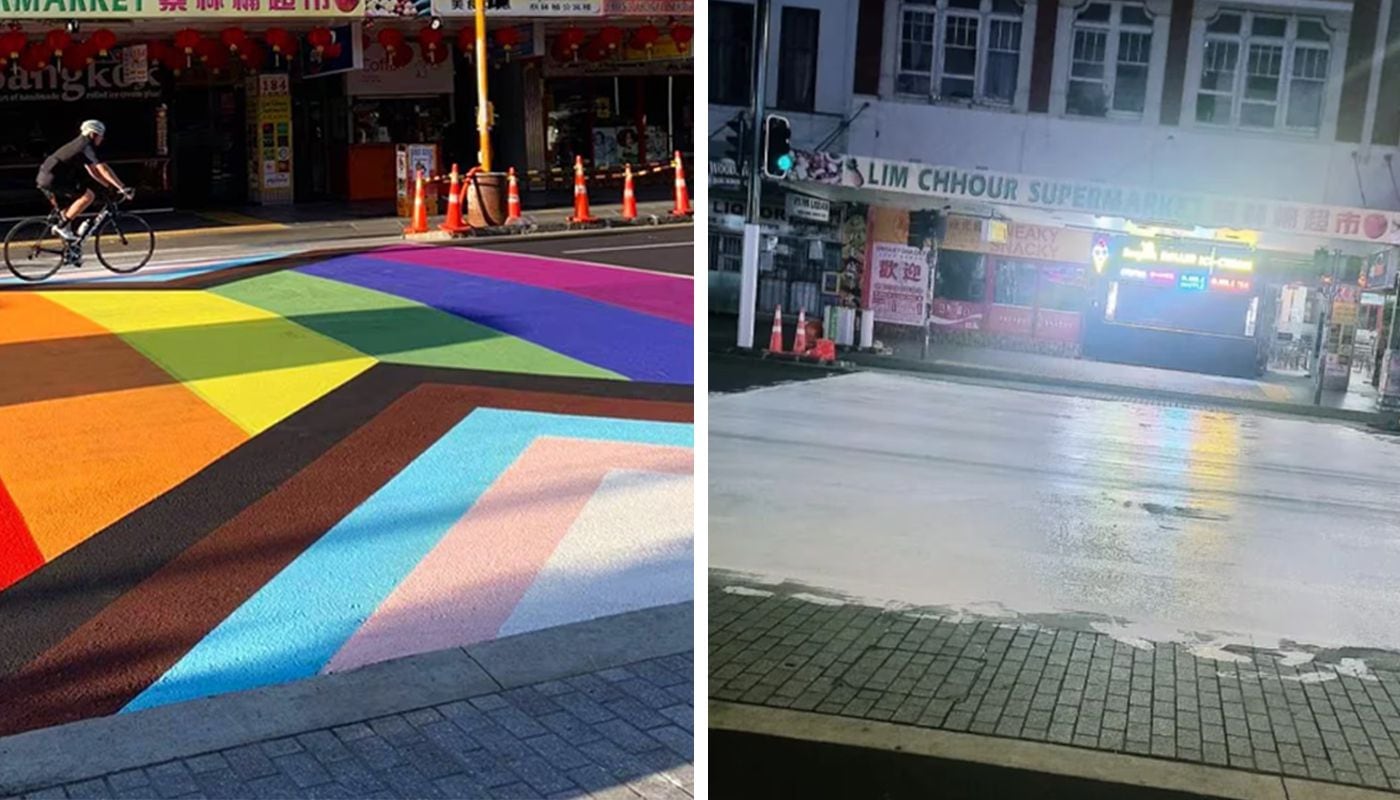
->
(403, 168, 428, 234)
(506, 167, 523, 225)
(767, 305, 784, 353)
(793, 308, 809, 353)
(621, 163, 638, 221)
(569, 155, 596, 224)
(440, 164, 468, 233)
(670, 151, 692, 217)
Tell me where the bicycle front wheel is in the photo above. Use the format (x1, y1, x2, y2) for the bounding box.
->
(4, 217, 65, 282)
(95, 213, 155, 274)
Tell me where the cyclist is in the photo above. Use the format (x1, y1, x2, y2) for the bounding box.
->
(36, 120, 134, 243)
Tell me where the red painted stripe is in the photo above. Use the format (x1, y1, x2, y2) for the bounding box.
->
(0, 477, 44, 592)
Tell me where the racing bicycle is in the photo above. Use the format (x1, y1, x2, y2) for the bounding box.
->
(3, 192, 155, 282)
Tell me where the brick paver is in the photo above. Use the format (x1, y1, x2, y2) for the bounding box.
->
(710, 577, 1400, 793)
(12, 655, 693, 800)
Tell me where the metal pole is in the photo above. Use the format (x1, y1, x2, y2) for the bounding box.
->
(738, 0, 773, 348)
(476, 0, 492, 171)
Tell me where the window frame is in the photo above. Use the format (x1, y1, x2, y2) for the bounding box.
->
(710, 0, 755, 106)
(1193, 10, 1332, 134)
(776, 5, 822, 112)
(893, 0, 1029, 106)
(1066, 2, 1156, 119)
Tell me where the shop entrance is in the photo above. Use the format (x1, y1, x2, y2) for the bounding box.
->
(171, 86, 247, 209)
(545, 74, 691, 171)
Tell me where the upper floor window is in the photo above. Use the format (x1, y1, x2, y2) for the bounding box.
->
(1195, 11, 1331, 133)
(711, 1, 755, 106)
(896, 0, 1026, 105)
(777, 6, 822, 111)
(1067, 2, 1154, 117)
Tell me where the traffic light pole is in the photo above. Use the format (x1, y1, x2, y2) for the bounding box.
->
(738, 0, 772, 349)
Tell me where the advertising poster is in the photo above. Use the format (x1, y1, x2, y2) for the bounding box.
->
(870, 243, 930, 327)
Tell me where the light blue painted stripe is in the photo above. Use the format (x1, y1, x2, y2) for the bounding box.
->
(0, 253, 287, 286)
(121, 409, 692, 713)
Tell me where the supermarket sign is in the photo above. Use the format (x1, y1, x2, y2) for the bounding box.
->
(0, 0, 365, 16)
(788, 150, 1400, 246)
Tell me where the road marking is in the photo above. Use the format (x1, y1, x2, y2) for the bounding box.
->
(481, 245, 694, 279)
(561, 241, 693, 254)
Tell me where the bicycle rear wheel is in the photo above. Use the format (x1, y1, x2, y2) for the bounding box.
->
(4, 217, 65, 282)
(95, 212, 154, 274)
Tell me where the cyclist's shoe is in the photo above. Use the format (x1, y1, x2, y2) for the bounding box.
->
(51, 221, 78, 242)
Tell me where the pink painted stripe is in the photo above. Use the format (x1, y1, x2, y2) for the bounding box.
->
(366, 246, 692, 325)
(324, 437, 692, 673)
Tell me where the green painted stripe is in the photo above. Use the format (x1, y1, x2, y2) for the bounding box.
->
(213, 271, 624, 381)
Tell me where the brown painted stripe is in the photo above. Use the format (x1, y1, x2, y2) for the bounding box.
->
(0, 364, 691, 679)
(1158, 0, 1195, 126)
(1029, 0, 1060, 113)
(0, 382, 690, 736)
(1339, 0, 1381, 143)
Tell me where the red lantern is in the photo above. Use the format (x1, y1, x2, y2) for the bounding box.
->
(377, 27, 405, 54)
(240, 40, 267, 70)
(22, 43, 53, 71)
(62, 43, 88, 72)
(670, 23, 692, 53)
(219, 27, 247, 53)
(418, 25, 443, 50)
(583, 37, 608, 62)
(44, 29, 71, 57)
(173, 28, 200, 55)
(457, 27, 473, 54)
(0, 31, 27, 60)
(630, 24, 659, 51)
(493, 26, 523, 54)
(559, 26, 586, 54)
(90, 29, 117, 56)
(307, 26, 334, 55)
(195, 38, 222, 64)
(390, 42, 414, 68)
(597, 26, 623, 51)
(265, 27, 295, 55)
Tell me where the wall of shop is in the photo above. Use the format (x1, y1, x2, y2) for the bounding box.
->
(847, 98, 1400, 214)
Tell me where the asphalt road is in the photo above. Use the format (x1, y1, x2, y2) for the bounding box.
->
(477, 226, 695, 274)
(710, 363, 1400, 656)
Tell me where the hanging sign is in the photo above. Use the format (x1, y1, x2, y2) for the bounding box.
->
(870, 242, 930, 327)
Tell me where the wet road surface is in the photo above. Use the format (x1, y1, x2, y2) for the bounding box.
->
(710, 370, 1400, 654)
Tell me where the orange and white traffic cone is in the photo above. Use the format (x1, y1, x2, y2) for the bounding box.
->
(403, 168, 429, 234)
(440, 164, 468, 233)
(569, 155, 596, 224)
(670, 151, 692, 217)
(505, 167, 524, 225)
(621, 163, 638, 221)
(793, 308, 808, 354)
(767, 305, 784, 353)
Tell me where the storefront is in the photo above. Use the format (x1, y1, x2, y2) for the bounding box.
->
(929, 215, 1095, 356)
(1085, 234, 1269, 377)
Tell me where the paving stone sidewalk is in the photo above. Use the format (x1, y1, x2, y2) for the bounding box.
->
(709, 576, 1400, 794)
(10, 654, 694, 800)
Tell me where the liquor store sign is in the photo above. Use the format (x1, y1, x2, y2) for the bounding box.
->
(787, 150, 1400, 246)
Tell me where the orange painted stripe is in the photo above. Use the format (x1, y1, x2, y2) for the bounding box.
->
(0, 294, 248, 565)
(0, 477, 42, 592)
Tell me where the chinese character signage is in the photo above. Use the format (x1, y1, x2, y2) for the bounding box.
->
(788, 150, 1400, 247)
(603, 0, 691, 13)
(0, 0, 365, 16)
(433, 0, 602, 15)
(870, 243, 930, 327)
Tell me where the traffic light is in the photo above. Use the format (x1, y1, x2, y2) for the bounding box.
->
(763, 114, 793, 179)
(722, 114, 747, 167)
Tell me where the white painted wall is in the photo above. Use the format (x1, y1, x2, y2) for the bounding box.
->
(849, 100, 1400, 210)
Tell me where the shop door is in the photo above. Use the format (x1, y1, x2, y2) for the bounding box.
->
(171, 87, 247, 209)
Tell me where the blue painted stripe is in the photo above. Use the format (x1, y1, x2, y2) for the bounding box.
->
(298, 255, 693, 385)
(121, 409, 692, 713)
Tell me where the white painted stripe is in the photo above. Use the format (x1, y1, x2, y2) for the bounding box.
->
(561, 241, 694, 254)
(480, 243, 695, 279)
(498, 469, 694, 638)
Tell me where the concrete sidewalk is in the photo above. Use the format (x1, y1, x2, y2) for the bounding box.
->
(709, 574, 1400, 797)
(0, 604, 694, 800)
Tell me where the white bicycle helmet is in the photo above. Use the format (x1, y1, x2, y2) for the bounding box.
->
(80, 120, 106, 137)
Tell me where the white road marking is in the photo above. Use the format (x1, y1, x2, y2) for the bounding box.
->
(561, 241, 693, 254)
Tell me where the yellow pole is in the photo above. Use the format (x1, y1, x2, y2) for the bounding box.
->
(475, 0, 492, 171)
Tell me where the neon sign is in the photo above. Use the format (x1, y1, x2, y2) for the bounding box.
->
(1178, 273, 1208, 291)
(1120, 239, 1254, 272)
(1120, 267, 1148, 280)
(1209, 276, 1253, 292)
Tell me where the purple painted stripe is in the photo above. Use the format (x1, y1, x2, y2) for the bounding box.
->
(298, 255, 692, 384)
(367, 245, 692, 325)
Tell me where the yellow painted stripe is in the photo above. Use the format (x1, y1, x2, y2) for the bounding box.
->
(199, 211, 289, 228)
(44, 291, 375, 436)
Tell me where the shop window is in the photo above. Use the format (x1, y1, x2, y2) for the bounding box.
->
(895, 0, 1026, 105)
(712, 1, 754, 106)
(935, 250, 986, 301)
(1067, 2, 1154, 118)
(1194, 11, 1331, 133)
(1038, 265, 1089, 311)
(777, 6, 821, 112)
(994, 259, 1038, 306)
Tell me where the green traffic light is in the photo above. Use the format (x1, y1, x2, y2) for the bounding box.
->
(777, 153, 794, 171)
